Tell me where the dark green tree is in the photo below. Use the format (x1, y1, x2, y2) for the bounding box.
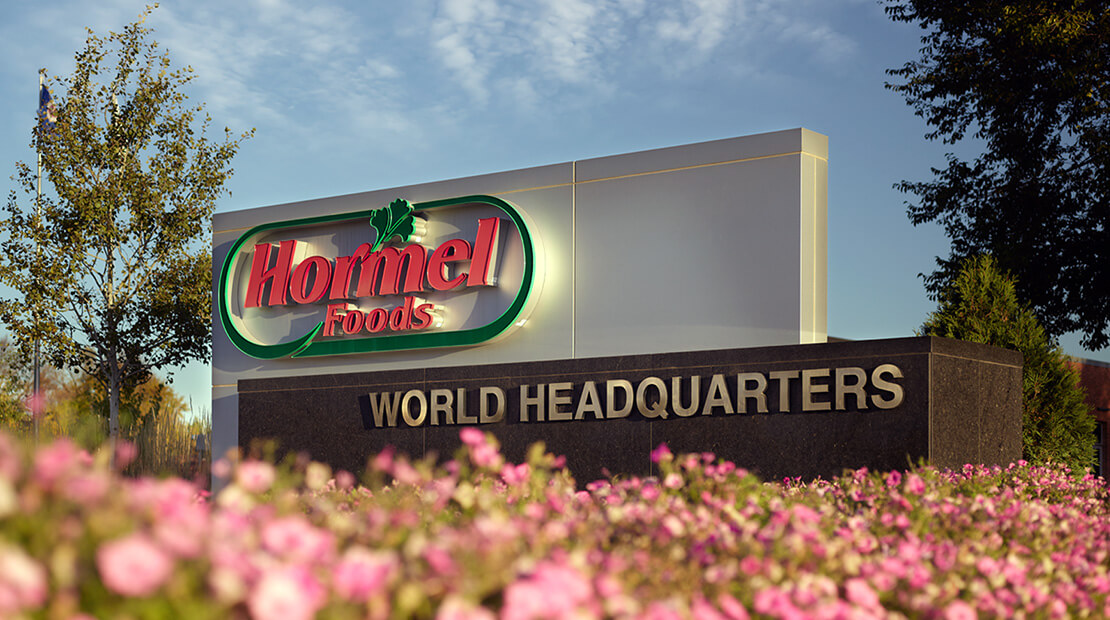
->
(921, 255, 1095, 470)
(884, 1, 1110, 349)
(0, 7, 251, 445)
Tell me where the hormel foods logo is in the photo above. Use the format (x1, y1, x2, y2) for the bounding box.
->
(218, 195, 542, 359)
(244, 200, 498, 332)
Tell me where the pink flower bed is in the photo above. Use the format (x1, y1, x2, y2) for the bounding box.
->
(0, 428, 1108, 619)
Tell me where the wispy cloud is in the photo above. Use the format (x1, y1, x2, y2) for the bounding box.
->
(1, 0, 861, 154)
(656, 0, 737, 53)
(423, 0, 859, 108)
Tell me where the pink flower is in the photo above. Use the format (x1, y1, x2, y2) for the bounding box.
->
(460, 427, 485, 447)
(790, 504, 821, 526)
(371, 447, 395, 473)
(391, 460, 422, 485)
(261, 515, 334, 565)
(845, 578, 880, 609)
(692, 596, 727, 620)
(753, 586, 809, 619)
(332, 547, 396, 601)
(425, 546, 456, 576)
(943, 600, 978, 620)
(885, 470, 902, 487)
(501, 463, 531, 486)
(211, 458, 232, 480)
(641, 602, 683, 620)
(153, 501, 208, 559)
(32, 439, 86, 488)
(438, 595, 496, 620)
(235, 460, 275, 494)
(336, 470, 355, 489)
(904, 473, 926, 495)
(470, 443, 502, 470)
(502, 562, 595, 620)
(115, 441, 138, 469)
(248, 565, 325, 620)
(739, 556, 761, 576)
(62, 471, 109, 505)
(501, 580, 548, 620)
(0, 434, 21, 481)
(718, 594, 750, 620)
(96, 534, 174, 597)
(0, 546, 47, 613)
(651, 444, 673, 463)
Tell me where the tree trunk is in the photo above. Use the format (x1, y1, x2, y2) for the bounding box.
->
(108, 346, 120, 464)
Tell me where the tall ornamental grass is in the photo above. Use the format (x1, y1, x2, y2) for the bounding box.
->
(122, 409, 210, 482)
(0, 428, 1107, 618)
(2, 403, 210, 481)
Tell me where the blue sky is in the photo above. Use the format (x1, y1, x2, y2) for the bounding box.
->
(2, 0, 1103, 415)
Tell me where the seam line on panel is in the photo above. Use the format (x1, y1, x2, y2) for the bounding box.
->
(812, 159, 818, 341)
(572, 161, 577, 359)
(576, 151, 817, 187)
(214, 154, 824, 235)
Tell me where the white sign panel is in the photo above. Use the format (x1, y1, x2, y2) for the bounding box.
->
(212, 128, 828, 460)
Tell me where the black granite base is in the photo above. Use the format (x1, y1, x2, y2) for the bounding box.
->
(237, 337, 1022, 483)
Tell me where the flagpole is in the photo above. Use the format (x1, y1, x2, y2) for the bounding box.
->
(33, 70, 43, 444)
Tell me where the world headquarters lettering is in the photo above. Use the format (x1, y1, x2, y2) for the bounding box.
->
(360, 364, 905, 429)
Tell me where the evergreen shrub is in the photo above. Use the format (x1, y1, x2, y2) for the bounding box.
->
(921, 255, 1095, 469)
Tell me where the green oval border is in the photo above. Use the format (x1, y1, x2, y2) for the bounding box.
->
(217, 195, 538, 359)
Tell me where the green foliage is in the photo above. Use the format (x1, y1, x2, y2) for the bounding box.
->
(0, 7, 251, 441)
(921, 255, 1095, 470)
(369, 198, 416, 252)
(0, 339, 30, 432)
(884, 1, 1110, 349)
(58, 370, 188, 437)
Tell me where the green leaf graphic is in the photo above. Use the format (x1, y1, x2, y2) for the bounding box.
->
(369, 198, 415, 251)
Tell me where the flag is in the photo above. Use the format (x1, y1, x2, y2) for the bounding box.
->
(38, 84, 57, 135)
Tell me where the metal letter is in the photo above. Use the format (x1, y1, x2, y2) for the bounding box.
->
(801, 368, 832, 412)
(467, 217, 501, 286)
(328, 243, 371, 300)
(871, 364, 905, 410)
(606, 380, 634, 419)
(367, 392, 402, 427)
(671, 375, 700, 417)
(635, 377, 668, 419)
(427, 239, 472, 290)
(769, 370, 799, 413)
(520, 384, 544, 422)
(479, 386, 505, 424)
(575, 381, 604, 420)
(548, 382, 573, 421)
(245, 240, 297, 307)
(400, 389, 428, 426)
(429, 389, 453, 426)
(457, 387, 477, 424)
(835, 367, 868, 410)
(289, 255, 333, 304)
(701, 374, 734, 416)
(737, 372, 768, 414)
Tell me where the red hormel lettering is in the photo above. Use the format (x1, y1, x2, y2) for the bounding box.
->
(244, 213, 501, 335)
